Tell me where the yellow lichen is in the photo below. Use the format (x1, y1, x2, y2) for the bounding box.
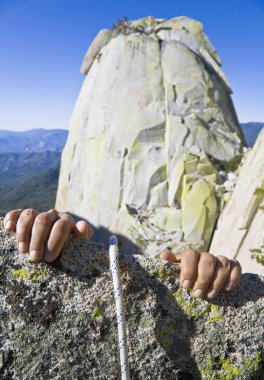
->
(12, 267, 48, 283)
(169, 288, 223, 322)
(199, 352, 262, 379)
(91, 307, 103, 318)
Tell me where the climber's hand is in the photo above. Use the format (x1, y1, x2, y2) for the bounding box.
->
(160, 249, 242, 299)
(4, 208, 93, 263)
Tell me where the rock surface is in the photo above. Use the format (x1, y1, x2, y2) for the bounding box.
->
(210, 128, 264, 275)
(55, 16, 246, 257)
(0, 218, 263, 379)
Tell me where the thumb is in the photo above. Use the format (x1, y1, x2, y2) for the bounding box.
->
(160, 250, 182, 263)
(72, 220, 93, 239)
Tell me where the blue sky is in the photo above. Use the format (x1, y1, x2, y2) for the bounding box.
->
(0, 0, 263, 131)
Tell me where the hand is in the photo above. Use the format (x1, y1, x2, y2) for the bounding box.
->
(160, 249, 242, 299)
(4, 208, 93, 263)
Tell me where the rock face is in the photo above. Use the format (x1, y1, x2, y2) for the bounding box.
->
(0, 218, 263, 379)
(210, 128, 264, 275)
(55, 16, 246, 257)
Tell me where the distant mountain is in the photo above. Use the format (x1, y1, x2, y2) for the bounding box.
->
(0, 150, 62, 188)
(0, 128, 68, 153)
(0, 166, 60, 217)
(240, 122, 264, 147)
(0, 151, 62, 216)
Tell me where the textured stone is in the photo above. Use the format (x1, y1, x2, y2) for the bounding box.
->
(210, 128, 264, 275)
(56, 16, 246, 257)
(0, 219, 263, 379)
(80, 29, 113, 75)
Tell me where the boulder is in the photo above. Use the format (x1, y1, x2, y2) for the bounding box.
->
(55, 16, 246, 257)
(0, 218, 263, 379)
(210, 128, 264, 275)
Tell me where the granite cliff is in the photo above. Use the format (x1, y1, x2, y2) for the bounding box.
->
(55, 16, 246, 258)
(210, 128, 264, 275)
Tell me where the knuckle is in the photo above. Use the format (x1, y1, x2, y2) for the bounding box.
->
(21, 208, 37, 217)
(57, 218, 73, 230)
(182, 248, 198, 257)
(4, 211, 12, 221)
(35, 213, 51, 225)
(200, 252, 215, 267)
(217, 255, 230, 269)
(232, 259, 242, 272)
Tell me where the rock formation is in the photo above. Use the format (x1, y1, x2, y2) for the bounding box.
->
(0, 218, 263, 379)
(55, 16, 246, 257)
(210, 128, 264, 275)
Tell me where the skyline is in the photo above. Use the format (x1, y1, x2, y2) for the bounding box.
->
(0, 0, 263, 132)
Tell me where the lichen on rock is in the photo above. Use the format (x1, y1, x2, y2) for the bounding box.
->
(0, 218, 263, 379)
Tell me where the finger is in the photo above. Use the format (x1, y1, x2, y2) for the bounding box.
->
(206, 255, 231, 299)
(180, 249, 200, 289)
(4, 209, 24, 233)
(160, 251, 179, 263)
(192, 252, 216, 298)
(72, 220, 93, 239)
(15, 209, 40, 253)
(43, 218, 74, 262)
(224, 259, 242, 291)
(29, 212, 59, 262)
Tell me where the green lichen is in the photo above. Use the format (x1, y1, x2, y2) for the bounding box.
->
(199, 352, 262, 379)
(156, 323, 175, 348)
(169, 288, 223, 322)
(91, 297, 105, 318)
(254, 182, 264, 211)
(250, 240, 264, 266)
(254, 185, 264, 199)
(208, 304, 224, 323)
(154, 269, 170, 281)
(243, 352, 262, 373)
(12, 266, 48, 283)
(91, 307, 103, 318)
(85, 263, 94, 272)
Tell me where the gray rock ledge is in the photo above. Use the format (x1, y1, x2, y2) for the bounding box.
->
(0, 218, 263, 379)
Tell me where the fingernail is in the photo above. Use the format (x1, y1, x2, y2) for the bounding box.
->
(225, 281, 234, 291)
(5, 220, 13, 231)
(29, 250, 39, 261)
(43, 250, 53, 262)
(18, 242, 28, 253)
(207, 290, 217, 299)
(193, 289, 203, 298)
(182, 280, 192, 289)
